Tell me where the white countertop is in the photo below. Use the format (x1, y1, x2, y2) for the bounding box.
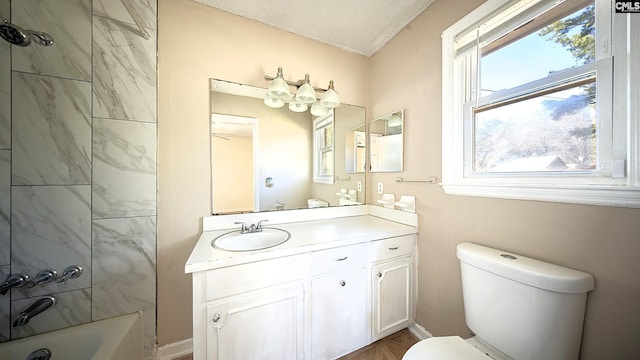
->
(185, 214, 418, 273)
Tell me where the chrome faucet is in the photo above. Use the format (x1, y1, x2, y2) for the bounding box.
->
(25, 269, 58, 289)
(13, 296, 56, 327)
(255, 219, 268, 231)
(0, 273, 30, 295)
(56, 265, 82, 284)
(235, 219, 268, 233)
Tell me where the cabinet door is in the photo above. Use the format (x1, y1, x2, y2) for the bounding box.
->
(372, 258, 412, 341)
(205, 283, 304, 360)
(311, 268, 367, 360)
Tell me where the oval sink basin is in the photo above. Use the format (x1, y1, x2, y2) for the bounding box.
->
(211, 228, 291, 252)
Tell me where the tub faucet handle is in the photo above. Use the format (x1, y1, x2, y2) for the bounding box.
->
(56, 265, 82, 284)
(25, 269, 58, 289)
(0, 273, 30, 295)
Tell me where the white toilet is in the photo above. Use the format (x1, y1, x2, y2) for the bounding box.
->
(404, 242, 595, 360)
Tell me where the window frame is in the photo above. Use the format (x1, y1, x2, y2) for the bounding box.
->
(441, 0, 640, 208)
(313, 111, 335, 184)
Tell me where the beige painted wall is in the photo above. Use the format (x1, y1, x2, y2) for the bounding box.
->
(369, 1, 640, 359)
(160, 0, 640, 358)
(157, 0, 369, 346)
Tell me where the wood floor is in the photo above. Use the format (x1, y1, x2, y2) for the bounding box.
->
(338, 329, 419, 360)
(174, 328, 418, 360)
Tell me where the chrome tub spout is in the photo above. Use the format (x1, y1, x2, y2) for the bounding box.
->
(13, 296, 56, 327)
(0, 273, 30, 295)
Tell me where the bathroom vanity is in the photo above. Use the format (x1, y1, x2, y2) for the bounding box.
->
(186, 205, 418, 360)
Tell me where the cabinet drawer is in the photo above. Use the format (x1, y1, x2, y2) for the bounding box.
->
(311, 243, 369, 276)
(371, 235, 415, 262)
(206, 254, 307, 300)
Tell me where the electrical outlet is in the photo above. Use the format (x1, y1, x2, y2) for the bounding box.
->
(377, 182, 384, 194)
(357, 181, 362, 192)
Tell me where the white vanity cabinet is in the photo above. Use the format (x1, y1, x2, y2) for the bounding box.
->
(187, 212, 419, 360)
(371, 235, 415, 341)
(191, 254, 308, 360)
(310, 244, 369, 359)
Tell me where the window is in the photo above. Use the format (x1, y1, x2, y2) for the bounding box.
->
(442, 0, 640, 207)
(313, 112, 334, 184)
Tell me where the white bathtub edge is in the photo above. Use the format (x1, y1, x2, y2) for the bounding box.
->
(156, 337, 193, 360)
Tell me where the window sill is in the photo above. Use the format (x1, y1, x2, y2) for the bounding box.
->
(441, 183, 640, 208)
(313, 177, 335, 185)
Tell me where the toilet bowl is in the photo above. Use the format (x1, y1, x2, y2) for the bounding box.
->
(403, 242, 595, 360)
(403, 336, 510, 360)
(404, 336, 495, 359)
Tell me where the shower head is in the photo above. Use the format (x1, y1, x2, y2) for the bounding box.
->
(0, 20, 30, 46)
(0, 19, 54, 47)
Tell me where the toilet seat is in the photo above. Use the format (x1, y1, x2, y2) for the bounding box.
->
(403, 336, 491, 360)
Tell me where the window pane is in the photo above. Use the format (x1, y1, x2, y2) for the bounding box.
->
(323, 125, 334, 148)
(480, 3, 595, 97)
(474, 81, 596, 173)
(320, 150, 333, 176)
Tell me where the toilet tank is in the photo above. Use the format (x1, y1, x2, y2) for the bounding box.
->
(457, 242, 594, 360)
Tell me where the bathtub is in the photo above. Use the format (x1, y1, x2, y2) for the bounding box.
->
(0, 312, 143, 359)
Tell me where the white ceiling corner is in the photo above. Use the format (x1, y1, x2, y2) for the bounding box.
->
(193, 0, 435, 57)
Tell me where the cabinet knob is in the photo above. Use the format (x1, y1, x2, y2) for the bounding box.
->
(377, 272, 382, 278)
(340, 280, 346, 287)
(212, 313, 220, 322)
(388, 246, 399, 250)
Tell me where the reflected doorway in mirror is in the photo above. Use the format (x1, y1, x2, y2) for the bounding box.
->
(211, 114, 259, 214)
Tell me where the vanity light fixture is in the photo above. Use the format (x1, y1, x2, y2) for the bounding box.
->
(289, 99, 308, 112)
(264, 67, 341, 114)
(310, 101, 329, 116)
(320, 80, 340, 109)
(266, 67, 291, 99)
(264, 93, 286, 108)
(295, 74, 316, 104)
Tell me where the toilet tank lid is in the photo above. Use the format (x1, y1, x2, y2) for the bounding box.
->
(457, 242, 595, 294)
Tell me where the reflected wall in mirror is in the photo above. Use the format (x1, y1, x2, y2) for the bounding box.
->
(345, 124, 366, 174)
(210, 79, 366, 214)
(370, 109, 403, 172)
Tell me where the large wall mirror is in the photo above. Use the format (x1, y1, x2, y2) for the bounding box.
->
(370, 109, 403, 172)
(210, 79, 366, 214)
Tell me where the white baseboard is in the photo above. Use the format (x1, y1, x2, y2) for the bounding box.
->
(156, 338, 193, 360)
(408, 323, 433, 340)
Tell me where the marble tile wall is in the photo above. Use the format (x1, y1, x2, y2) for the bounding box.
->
(11, 72, 91, 186)
(0, 0, 157, 357)
(0, 151, 9, 266)
(0, 0, 10, 149)
(92, 118, 157, 218)
(0, 265, 9, 342)
(0, 0, 9, 346)
(92, 0, 157, 356)
(11, 0, 91, 80)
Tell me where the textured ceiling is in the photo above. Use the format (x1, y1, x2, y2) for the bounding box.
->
(194, 0, 435, 57)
